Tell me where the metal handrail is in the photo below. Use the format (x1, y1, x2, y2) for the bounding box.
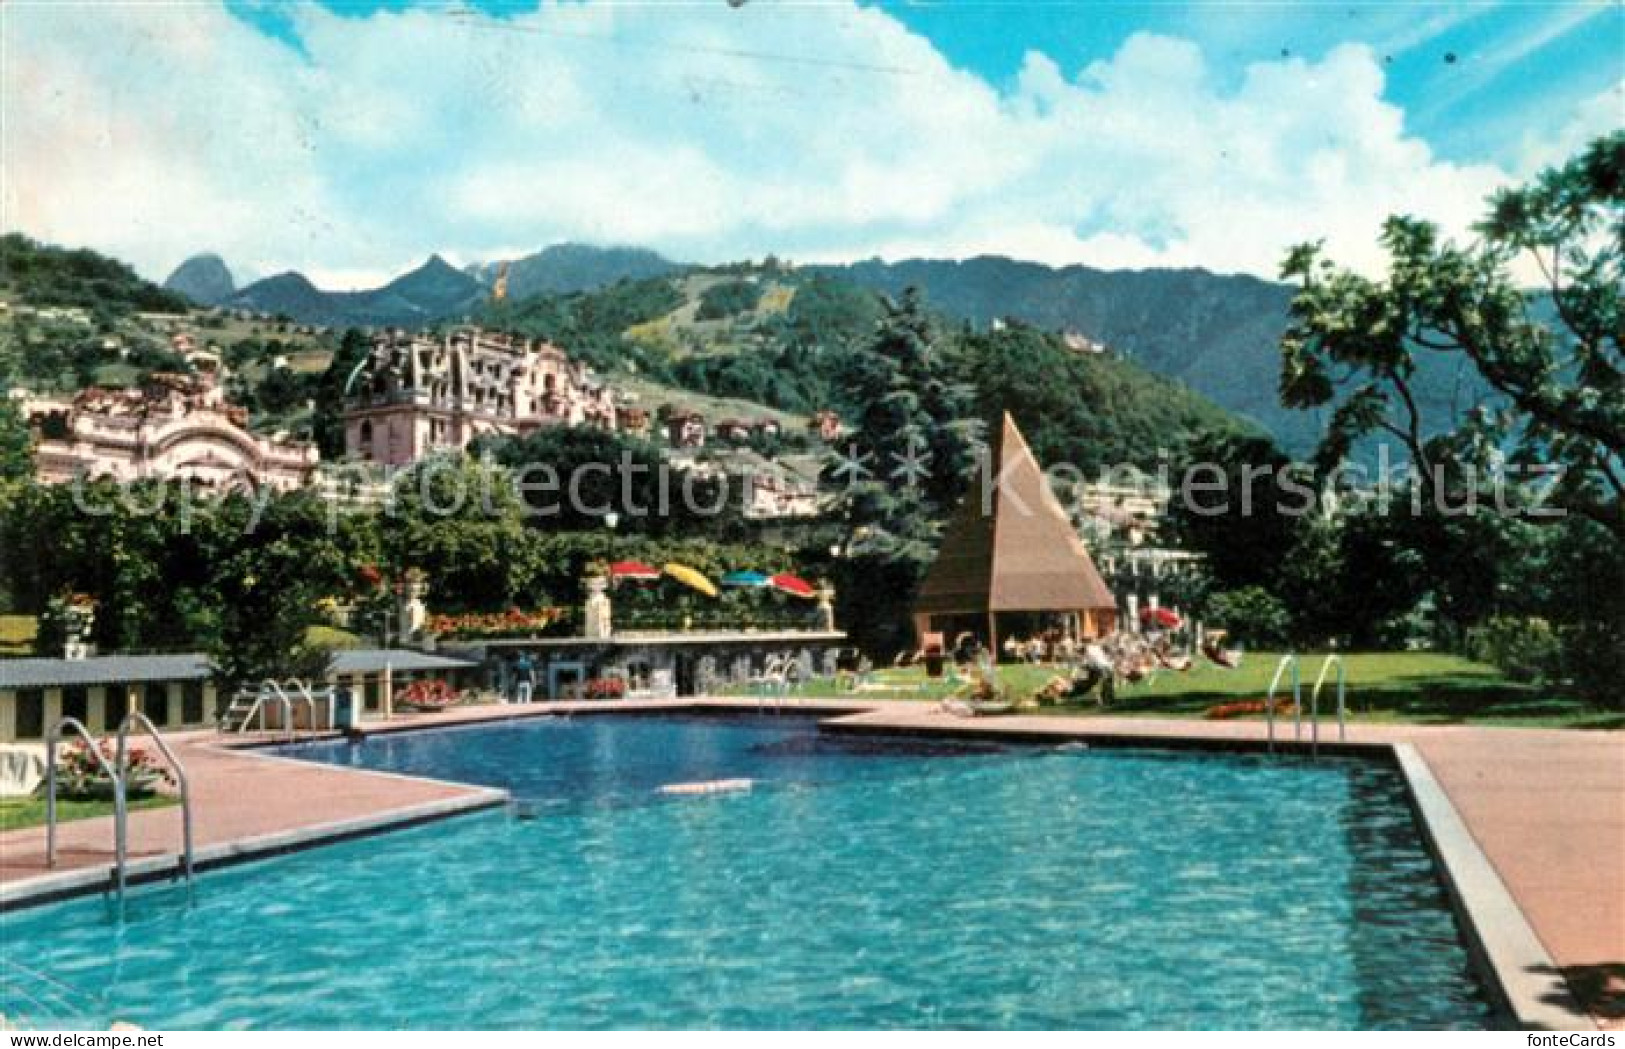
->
(1264, 654, 1300, 754)
(226, 680, 297, 740)
(281, 678, 316, 732)
(260, 680, 296, 742)
(282, 678, 337, 730)
(1311, 654, 1348, 753)
(116, 712, 194, 883)
(46, 718, 127, 900)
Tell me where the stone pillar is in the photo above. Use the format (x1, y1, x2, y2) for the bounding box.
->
(87, 686, 107, 733)
(815, 583, 836, 632)
(0, 690, 15, 744)
(583, 575, 612, 640)
(166, 681, 184, 729)
(399, 572, 429, 642)
(1126, 592, 1140, 633)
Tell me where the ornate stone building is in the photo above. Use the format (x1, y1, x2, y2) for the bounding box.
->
(343, 328, 616, 465)
(18, 359, 317, 491)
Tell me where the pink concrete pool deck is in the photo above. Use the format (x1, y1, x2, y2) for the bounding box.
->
(1, 697, 1619, 1030)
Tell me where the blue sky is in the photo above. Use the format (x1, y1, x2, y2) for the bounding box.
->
(878, 1, 1621, 166)
(7, 1, 1620, 284)
(227, 0, 1623, 170)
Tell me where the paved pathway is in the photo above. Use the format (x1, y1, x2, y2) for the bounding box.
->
(0, 728, 502, 896)
(2, 699, 1618, 1028)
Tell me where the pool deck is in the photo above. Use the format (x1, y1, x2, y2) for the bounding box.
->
(1, 697, 1618, 1030)
(0, 727, 507, 906)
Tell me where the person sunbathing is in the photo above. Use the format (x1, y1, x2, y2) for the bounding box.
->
(1201, 639, 1243, 669)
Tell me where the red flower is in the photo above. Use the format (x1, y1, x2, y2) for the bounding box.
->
(1206, 699, 1298, 720)
(400, 678, 459, 710)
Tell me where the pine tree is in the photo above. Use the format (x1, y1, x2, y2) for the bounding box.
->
(825, 288, 983, 653)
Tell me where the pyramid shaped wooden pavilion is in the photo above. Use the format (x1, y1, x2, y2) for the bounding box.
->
(913, 412, 1118, 651)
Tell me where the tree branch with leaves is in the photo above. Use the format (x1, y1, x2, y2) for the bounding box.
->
(1279, 133, 1623, 540)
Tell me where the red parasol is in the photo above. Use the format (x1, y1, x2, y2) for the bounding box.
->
(770, 572, 818, 599)
(609, 560, 661, 582)
(1139, 606, 1183, 630)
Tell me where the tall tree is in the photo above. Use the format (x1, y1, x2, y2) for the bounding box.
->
(1279, 133, 1623, 539)
(1164, 428, 1313, 593)
(479, 426, 724, 537)
(825, 288, 982, 654)
(380, 453, 538, 613)
(0, 397, 31, 485)
(313, 328, 371, 459)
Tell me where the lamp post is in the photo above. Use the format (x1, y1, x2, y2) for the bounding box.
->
(368, 607, 397, 651)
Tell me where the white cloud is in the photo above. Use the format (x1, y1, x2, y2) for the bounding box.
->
(1514, 80, 1625, 175)
(0, 2, 1558, 288)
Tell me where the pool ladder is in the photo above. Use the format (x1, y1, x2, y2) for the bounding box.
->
(1264, 654, 1347, 757)
(221, 678, 332, 741)
(45, 713, 194, 903)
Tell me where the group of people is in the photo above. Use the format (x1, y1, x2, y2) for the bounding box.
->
(897, 618, 1248, 714)
(1037, 630, 1242, 706)
(1002, 629, 1075, 664)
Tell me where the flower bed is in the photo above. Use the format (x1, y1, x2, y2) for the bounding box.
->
(428, 608, 571, 639)
(1205, 698, 1299, 720)
(582, 677, 627, 701)
(397, 678, 460, 712)
(615, 608, 816, 632)
(54, 740, 173, 799)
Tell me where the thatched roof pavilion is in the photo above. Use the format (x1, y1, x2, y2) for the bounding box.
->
(913, 412, 1117, 652)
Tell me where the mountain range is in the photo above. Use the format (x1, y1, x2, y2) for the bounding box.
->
(809, 256, 1494, 455)
(465, 243, 683, 300)
(166, 244, 683, 329)
(201, 254, 486, 328)
(160, 243, 1490, 456)
(162, 253, 235, 305)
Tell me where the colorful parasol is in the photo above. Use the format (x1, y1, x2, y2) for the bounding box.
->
(1140, 606, 1183, 630)
(663, 563, 718, 598)
(770, 572, 817, 599)
(721, 570, 770, 588)
(609, 560, 661, 582)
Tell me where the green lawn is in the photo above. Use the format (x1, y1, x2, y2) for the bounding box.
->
(0, 794, 177, 832)
(733, 652, 1622, 730)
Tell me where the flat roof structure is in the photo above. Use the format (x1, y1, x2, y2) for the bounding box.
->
(0, 653, 212, 691)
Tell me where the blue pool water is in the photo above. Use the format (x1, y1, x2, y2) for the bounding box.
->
(2, 716, 1495, 1029)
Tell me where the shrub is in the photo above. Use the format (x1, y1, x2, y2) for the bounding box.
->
(1202, 587, 1291, 649)
(696, 279, 763, 320)
(1466, 615, 1565, 684)
(1556, 621, 1625, 701)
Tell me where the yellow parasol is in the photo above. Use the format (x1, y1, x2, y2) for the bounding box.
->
(663, 562, 718, 598)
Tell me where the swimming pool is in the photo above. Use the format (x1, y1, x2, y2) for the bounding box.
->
(1, 716, 1495, 1029)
